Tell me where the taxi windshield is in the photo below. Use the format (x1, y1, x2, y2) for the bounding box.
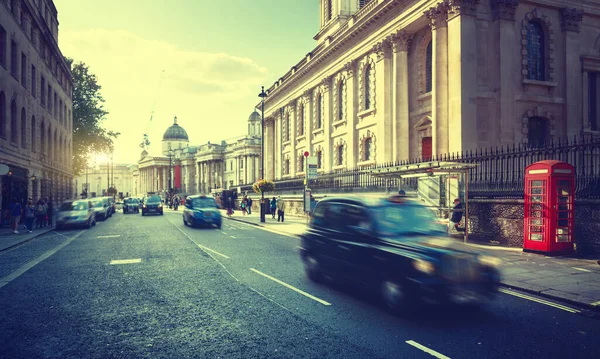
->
(190, 197, 215, 208)
(373, 204, 446, 237)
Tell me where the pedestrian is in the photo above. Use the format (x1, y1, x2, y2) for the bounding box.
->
(270, 197, 277, 219)
(9, 198, 22, 234)
(310, 194, 317, 213)
(23, 200, 36, 233)
(450, 198, 464, 232)
(240, 197, 247, 216)
(276, 196, 286, 223)
(35, 198, 47, 229)
(44, 197, 53, 228)
(246, 197, 252, 215)
(227, 196, 234, 217)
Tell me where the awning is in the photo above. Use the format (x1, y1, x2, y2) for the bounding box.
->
(366, 161, 478, 178)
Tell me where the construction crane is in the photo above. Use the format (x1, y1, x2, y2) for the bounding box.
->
(140, 70, 166, 150)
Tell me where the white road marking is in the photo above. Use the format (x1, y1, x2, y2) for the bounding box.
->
(229, 220, 299, 239)
(405, 340, 451, 359)
(499, 288, 580, 313)
(249, 268, 331, 306)
(98, 234, 121, 238)
(573, 267, 591, 273)
(591, 301, 600, 307)
(230, 236, 236, 239)
(110, 258, 142, 265)
(196, 244, 230, 259)
(0, 231, 85, 289)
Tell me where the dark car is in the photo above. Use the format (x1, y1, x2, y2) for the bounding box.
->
(183, 195, 222, 228)
(142, 195, 163, 216)
(298, 195, 501, 313)
(123, 197, 140, 214)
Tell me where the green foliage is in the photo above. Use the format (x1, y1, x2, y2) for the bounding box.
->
(107, 187, 118, 196)
(67, 57, 120, 176)
(252, 179, 275, 194)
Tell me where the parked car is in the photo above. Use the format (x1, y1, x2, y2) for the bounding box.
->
(122, 198, 140, 214)
(91, 198, 111, 221)
(104, 197, 116, 216)
(142, 195, 164, 216)
(183, 195, 222, 228)
(298, 195, 501, 313)
(56, 200, 97, 229)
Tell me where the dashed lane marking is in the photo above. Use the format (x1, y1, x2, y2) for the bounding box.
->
(196, 244, 230, 259)
(249, 268, 331, 306)
(230, 236, 236, 239)
(98, 234, 121, 238)
(405, 341, 451, 359)
(499, 288, 581, 313)
(0, 230, 85, 289)
(109, 258, 142, 265)
(573, 267, 592, 273)
(591, 301, 600, 307)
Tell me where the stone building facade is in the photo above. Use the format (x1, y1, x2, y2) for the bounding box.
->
(137, 112, 261, 196)
(0, 0, 73, 215)
(73, 164, 136, 199)
(260, 0, 599, 181)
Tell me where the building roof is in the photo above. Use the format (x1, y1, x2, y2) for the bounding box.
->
(248, 110, 261, 122)
(162, 116, 189, 141)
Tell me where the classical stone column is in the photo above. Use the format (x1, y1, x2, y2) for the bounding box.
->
(447, 0, 480, 153)
(561, 8, 584, 137)
(321, 77, 333, 171)
(344, 60, 357, 165)
(426, 2, 449, 156)
(491, 0, 520, 146)
(374, 39, 393, 163)
(391, 31, 413, 161)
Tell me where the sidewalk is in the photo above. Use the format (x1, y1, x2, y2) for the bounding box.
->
(0, 225, 54, 252)
(223, 211, 600, 311)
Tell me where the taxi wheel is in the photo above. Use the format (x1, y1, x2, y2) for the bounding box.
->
(92, 218, 97, 226)
(86, 219, 92, 229)
(304, 255, 323, 282)
(381, 279, 408, 314)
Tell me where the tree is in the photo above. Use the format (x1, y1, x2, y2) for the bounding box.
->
(67, 58, 120, 176)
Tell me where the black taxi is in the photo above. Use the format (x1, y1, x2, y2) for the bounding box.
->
(298, 195, 501, 313)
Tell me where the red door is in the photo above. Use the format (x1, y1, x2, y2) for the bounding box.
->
(551, 177, 574, 251)
(422, 137, 432, 160)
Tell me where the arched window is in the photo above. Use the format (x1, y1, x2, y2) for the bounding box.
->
(364, 65, 372, 110)
(425, 40, 432, 93)
(21, 108, 26, 148)
(0, 91, 5, 137)
(337, 80, 344, 121)
(316, 150, 323, 169)
(298, 155, 305, 172)
(10, 99, 17, 143)
(298, 103, 304, 136)
(364, 137, 373, 161)
(316, 93, 323, 129)
(527, 22, 545, 81)
(284, 157, 290, 175)
(528, 117, 547, 148)
(31, 115, 36, 152)
(337, 144, 344, 166)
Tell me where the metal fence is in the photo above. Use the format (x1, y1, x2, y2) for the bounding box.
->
(237, 135, 600, 200)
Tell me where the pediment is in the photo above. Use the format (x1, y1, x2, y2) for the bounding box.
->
(414, 116, 432, 130)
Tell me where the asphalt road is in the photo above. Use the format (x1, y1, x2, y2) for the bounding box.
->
(0, 210, 598, 359)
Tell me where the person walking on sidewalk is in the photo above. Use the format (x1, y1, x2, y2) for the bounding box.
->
(23, 200, 36, 233)
(276, 196, 286, 223)
(9, 198, 22, 234)
(270, 197, 277, 219)
(44, 197, 53, 228)
(240, 197, 247, 216)
(246, 197, 252, 215)
(35, 198, 47, 229)
(450, 198, 464, 232)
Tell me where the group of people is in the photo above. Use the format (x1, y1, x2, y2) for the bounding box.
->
(7, 197, 53, 234)
(225, 196, 253, 217)
(270, 196, 286, 222)
(168, 195, 182, 210)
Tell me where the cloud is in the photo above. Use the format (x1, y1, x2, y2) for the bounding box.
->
(59, 29, 268, 163)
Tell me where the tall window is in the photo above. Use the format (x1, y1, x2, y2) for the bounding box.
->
(589, 73, 598, 131)
(325, 0, 333, 21)
(11, 40, 17, 78)
(0, 92, 5, 137)
(21, 108, 26, 148)
(54, 92, 57, 117)
(299, 155, 305, 172)
(21, 52, 26, 86)
(47, 85, 51, 112)
(0, 25, 6, 68)
(31, 65, 36, 97)
(10, 99, 17, 143)
(41, 76, 46, 106)
(31, 116, 36, 152)
(40, 121, 45, 153)
(240, 158, 244, 169)
(337, 80, 344, 121)
(364, 65, 372, 110)
(364, 137, 373, 161)
(337, 145, 344, 166)
(284, 113, 290, 142)
(317, 93, 323, 129)
(284, 158, 290, 175)
(528, 117, 547, 148)
(298, 104, 305, 136)
(316, 151, 323, 169)
(425, 41, 432, 93)
(359, 0, 372, 8)
(527, 22, 545, 81)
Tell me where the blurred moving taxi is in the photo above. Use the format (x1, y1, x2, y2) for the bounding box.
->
(298, 195, 501, 313)
(183, 195, 222, 228)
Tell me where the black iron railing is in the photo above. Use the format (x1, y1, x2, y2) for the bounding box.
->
(237, 135, 600, 199)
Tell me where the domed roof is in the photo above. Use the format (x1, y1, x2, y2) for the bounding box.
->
(248, 110, 261, 122)
(162, 116, 189, 141)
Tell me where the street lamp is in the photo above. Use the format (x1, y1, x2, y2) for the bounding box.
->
(258, 86, 267, 223)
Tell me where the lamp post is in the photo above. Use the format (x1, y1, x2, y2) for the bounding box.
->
(258, 86, 267, 223)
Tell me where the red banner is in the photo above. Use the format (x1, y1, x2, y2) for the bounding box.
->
(174, 165, 181, 189)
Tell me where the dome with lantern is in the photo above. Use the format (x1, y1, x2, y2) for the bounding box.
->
(162, 116, 190, 155)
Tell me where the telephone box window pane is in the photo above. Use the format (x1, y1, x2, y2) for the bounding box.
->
(531, 218, 543, 225)
(556, 235, 570, 243)
(531, 196, 543, 202)
(530, 203, 543, 211)
(530, 187, 544, 195)
(531, 180, 544, 187)
(558, 196, 570, 203)
(530, 234, 543, 241)
(557, 228, 569, 234)
(558, 180, 570, 188)
(530, 210, 543, 218)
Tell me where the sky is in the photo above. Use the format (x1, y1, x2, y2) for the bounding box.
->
(53, 0, 320, 164)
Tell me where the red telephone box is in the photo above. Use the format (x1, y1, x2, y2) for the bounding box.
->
(523, 160, 575, 254)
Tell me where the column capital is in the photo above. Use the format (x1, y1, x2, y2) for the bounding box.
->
(425, 2, 449, 30)
(373, 39, 392, 62)
(320, 76, 332, 92)
(390, 31, 414, 53)
(447, 0, 480, 20)
(490, 0, 520, 21)
(343, 59, 356, 77)
(302, 88, 312, 99)
(561, 8, 584, 33)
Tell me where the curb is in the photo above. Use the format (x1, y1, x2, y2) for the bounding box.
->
(0, 228, 55, 253)
(498, 282, 599, 313)
(224, 216, 302, 238)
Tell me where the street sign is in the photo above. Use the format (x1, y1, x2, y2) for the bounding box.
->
(307, 157, 318, 179)
(0, 164, 8, 176)
(304, 151, 309, 157)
